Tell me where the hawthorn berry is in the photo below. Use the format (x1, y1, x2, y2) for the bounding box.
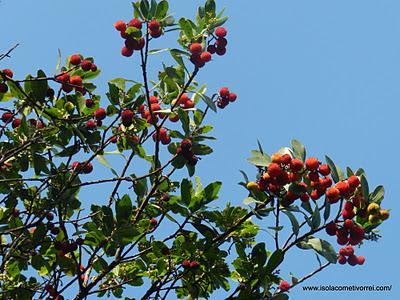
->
(338, 255, 347, 264)
(326, 187, 340, 203)
(290, 159, 304, 172)
(70, 54, 82, 66)
(348, 175, 360, 190)
(215, 27, 227, 38)
(228, 93, 237, 102)
(357, 256, 365, 265)
(149, 20, 160, 31)
(336, 181, 350, 196)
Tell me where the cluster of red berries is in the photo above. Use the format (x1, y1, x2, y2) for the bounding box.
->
(216, 87, 237, 109)
(189, 42, 212, 68)
(109, 125, 140, 145)
(138, 95, 165, 124)
(181, 259, 200, 269)
(54, 238, 84, 257)
(176, 138, 198, 166)
(55, 54, 96, 95)
(44, 284, 64, 300)
(1, 112, 45, 129)
(115, 18, 145, 57)
(326, 218, 365, 246)
(152, 128, 171, 145)
(0, 69, 13, 94)
(337, 245, 365, 266)
(207, 27, 228, 56)
(71, 161, 93, 174)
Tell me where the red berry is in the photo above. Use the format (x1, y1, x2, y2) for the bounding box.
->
(200, 51, 212, 63)
(81, 60, 92, 71)
(219, 87, 230, 98)
(305, 157, 319, 172)
(344, 201, 353, 211)
(149, 218, 158, 226)
(216, 37, 228, 48)
(149, 20, 160, 32)
(82, 162, 93, 174)
(300, 193, 310, 202)
(323, 177, 333, 188)
(94, 108, 106, 120)
(278, 280, 291, 292)
(338, 255, 347, 264)
(348, 176, 360, 190)
(56, 72, 70, 83)
(207, 44, 217, 54)
(71, 161, 80, 170)
(2, 112, 13, 123)
(0, 83, 8, 93)
(184, 100, 195, 109)
(121, 109, 134, 126)
(318, 164, 330, 176)
(344, 245, 354, 256)
(12, 118, 21, 128)
(337, 236, 348, 245)
(190, 261, 200, 268)
(70, 75, 82, 86)
(268, 163, 283, 177)
(114, 20, 126, 32)
(2, 69, 13, 78)
(336, 181, 350, 196)
(46, 212, 54, 221)
(161, 135, 171, 145)
(169, 114, 179, 122)
(51, 227, 60, 235)
(85, 121, 97, 131)
(326, 187, 340, 203)
(86, 99, 94, 108)
(290, 159, 304, 173)
(55, 296, 64, 300)
(91, 64, 98, 72)
(341, 209, 355, 220)
(70, 54, 82, 66)
(182, 260, 191, 268)
(150, 28, 162, 38)
(216, 46, 226, 56)
(228, 93, 237, 102)
(45, 284, 55, 295)
(308, 171, 320, 182)
(149, 95, 159, 104)
(343, 219, 354, 229)
(128, 18, 142, 29)
(190, 43, 203, 55)
(215, 27, 227, 38)
(357, 256, 365, 265)
(121, 46, 134, 57)
(347, 254, 358, 266)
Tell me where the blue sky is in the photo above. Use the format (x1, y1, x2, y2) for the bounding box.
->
(1, 0, 398, 299)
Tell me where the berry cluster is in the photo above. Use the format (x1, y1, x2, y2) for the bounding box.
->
(366, 202, 389, 224)
(337, 245, 365, 266)
(54, 237, 84, 258)
(171, 93, 195, 109)
(189, 42, 212, 68)
(138, 95, 165, 125)
(181, 259, 200, 269)
(207, 27, 228, 56)
(176, 138, 198, 166)
(326, 218, 364, 246)
(216, 87, 237, 109)
(71, 161, 93, 174)
(1, 112, 45, 130)
(45, 284, 64, 300)
(0, 69, 13, 94)
(152, 127, 171, 145)
(55, 54, 97, 95)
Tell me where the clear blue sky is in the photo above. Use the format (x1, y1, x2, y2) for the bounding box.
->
(1, 0, 398, 299)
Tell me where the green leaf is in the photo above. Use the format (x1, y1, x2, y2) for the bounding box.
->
(155, 0, 168, 19)
(179, 18, 193, 39)
(370, 185, 384, 204)
(291, 139, 306, 162)
(205, 0, 216, 17)
(181, 179, 192, 207)
(202, 181, 221, 204)
(297, 237, 337, 264)
(199, 94, 217, 112)
(360, 174, 369, 202)
(325, 156, 339, 183)
(266, 249, 284, 272)
(251, 242, 267, 267)
(323, 198, 331, 222)
(282, 210, 299, 236)
(116, 195, 132, 224)
(243, 197, 263, 206)
(140, 0, 150, 19)
(311, 206, 321, 230)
